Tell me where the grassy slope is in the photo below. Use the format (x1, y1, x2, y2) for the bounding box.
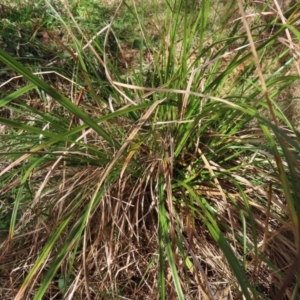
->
(0, 0, 300, 299)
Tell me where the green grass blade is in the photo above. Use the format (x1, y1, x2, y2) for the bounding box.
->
(0, 47, 120, 149)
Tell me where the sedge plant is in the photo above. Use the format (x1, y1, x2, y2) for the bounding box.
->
(0, 0, 300, 299)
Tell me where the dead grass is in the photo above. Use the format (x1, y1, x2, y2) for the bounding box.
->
(1, 155, 296, 298)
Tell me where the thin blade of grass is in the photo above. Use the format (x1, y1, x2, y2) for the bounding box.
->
(0, 48, 120, 149)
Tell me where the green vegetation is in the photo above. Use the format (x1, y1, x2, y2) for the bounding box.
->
(0, 0, 300, 299)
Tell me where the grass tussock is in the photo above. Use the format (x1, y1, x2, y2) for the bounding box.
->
(0, 0, 300, 299)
